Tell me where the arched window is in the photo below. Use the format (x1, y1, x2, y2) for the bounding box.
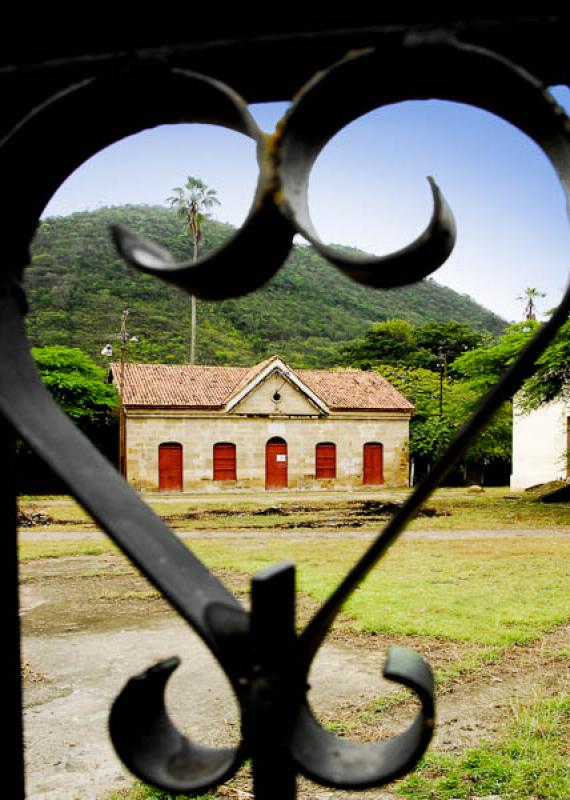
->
(315, 442, 336, 479)
(213, 442, 237, 481)
(363, 442, 384, 485)
(158, 442, 183, 491)
(265, 437, 288, 489)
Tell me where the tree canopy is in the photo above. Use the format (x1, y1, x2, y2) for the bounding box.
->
(415, 321, 489, 371)
(452, 319, 570, 407)
(167, 176, 220, 258)
(167, 177, 220, 364)
(516, 287, 546, 321)
(376, 364, 512, 478)
(16, 346, 119, 493)
(32, 346, 117, 420)
(342, 319, 488, 371)
(342, 320, 417, 368)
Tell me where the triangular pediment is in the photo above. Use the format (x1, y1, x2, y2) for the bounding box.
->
(226, 358, 328, 415)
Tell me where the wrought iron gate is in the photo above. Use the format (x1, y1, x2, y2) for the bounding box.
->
(1, 14, 568, 798)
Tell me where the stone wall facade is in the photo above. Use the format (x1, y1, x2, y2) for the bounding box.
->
(125, 409, 410, 492)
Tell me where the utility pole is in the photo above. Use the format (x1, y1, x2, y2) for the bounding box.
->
(101, 309, 138, 479)
(119, 309, 129, 479)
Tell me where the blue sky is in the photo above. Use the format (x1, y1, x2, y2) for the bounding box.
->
(43, 86, 570, 323)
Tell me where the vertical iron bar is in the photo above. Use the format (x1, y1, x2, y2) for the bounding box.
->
(249, 562, 298, 800)
(1, 414, 25, 798)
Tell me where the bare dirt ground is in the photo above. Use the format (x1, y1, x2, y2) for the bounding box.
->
(21, 540, 570, 800)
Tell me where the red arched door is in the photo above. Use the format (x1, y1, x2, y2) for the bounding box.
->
(266, 437, 288, 489)
(363, 442, 383, 485)
(213, 443, 237, 481)
(159, 443, 183, 491)
(316, 443, 336, 479)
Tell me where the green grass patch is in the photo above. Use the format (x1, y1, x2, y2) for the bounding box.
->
(188, 535, 570, 645)
(407, 488, 570, 530)
(104, 785, 215, 800)
(18, 529, 570, 646)
(18, 495, 73, 502)
(19, 539, 115, 561)
(436, 646, 504, 683)
(17, 531, 570, 646)
(400, 694, 570, 799)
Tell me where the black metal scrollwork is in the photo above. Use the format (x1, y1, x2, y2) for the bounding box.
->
(112, 44, 458, 296)
(0, 30, 568, 800)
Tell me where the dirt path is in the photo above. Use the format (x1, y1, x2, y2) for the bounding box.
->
(21, 554, 409, 799)
(21, 553, 570, 800)
(19, 527, 570, 543)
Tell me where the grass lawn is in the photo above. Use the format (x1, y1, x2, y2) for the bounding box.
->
(400, 694, 570, 800)
(106, 694, 570, 800)
(188, 535, 570, 645)
(20, 489, 569, 800)
(20, 532, 570, 648)
(17, 486, 570, 531)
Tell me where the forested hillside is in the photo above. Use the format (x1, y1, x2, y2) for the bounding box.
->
(26, 205, 507, 367)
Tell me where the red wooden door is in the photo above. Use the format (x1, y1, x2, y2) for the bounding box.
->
(363, 443, 383, 485)
(159, 443, 183, 491)
(213, 443, 237, 481)
(316, 443, 336, 479)
(266, 438, 288, 489)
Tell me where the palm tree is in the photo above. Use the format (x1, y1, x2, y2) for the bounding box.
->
(167, 177, 220, 363)
(517, 287, 546, 321)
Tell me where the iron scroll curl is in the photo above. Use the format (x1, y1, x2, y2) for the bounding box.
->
(0, 32, 568, 798)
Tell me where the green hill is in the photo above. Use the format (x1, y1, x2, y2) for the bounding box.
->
(26, 205, 507, 368)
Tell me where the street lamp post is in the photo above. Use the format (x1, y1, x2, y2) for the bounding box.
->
(101, 309, 138, 479)
(119, 310, 128, 478)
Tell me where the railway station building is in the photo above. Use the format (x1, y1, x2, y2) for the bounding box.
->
(111, 356, 414, 492)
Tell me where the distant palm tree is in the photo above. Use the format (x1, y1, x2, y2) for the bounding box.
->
(517, 287, 546, 321)
(167, 177, 220, 363)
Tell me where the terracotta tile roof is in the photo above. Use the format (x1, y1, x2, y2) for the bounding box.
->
(111, 359, 414, 412)
(299, 369, 414, 411)
(110, 363, 247, 407)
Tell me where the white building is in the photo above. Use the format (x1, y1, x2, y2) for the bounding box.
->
(510, 394, 570, 490)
